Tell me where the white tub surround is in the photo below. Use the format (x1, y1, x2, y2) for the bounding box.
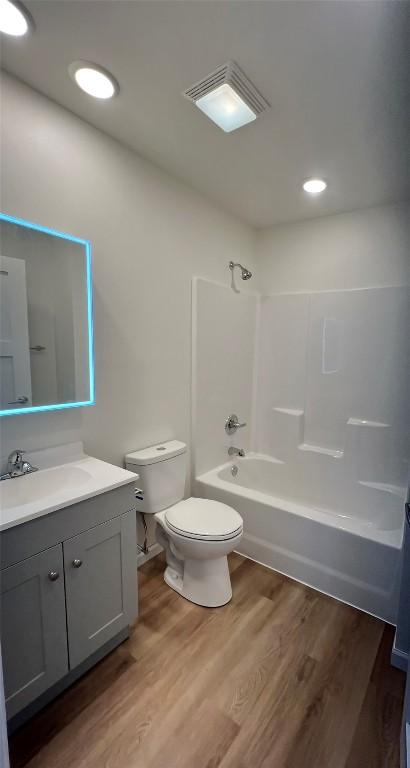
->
(196, 455, 403, 623)
(192, 277, 258, 478)
(0, 442, 136, 531)
(256, 287, 410, 482)
(192, 276, 409, 623)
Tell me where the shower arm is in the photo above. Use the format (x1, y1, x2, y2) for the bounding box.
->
(230, 267, 240, 294)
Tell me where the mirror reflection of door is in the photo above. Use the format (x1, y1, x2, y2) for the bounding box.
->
(0, 214, 93, 415)
(0, 255, 32, 410)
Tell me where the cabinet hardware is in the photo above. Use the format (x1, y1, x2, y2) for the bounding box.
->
(48, 571, 59, 581)
(72, 559, 82, 568)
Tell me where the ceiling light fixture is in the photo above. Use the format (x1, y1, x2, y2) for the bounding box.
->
(68, 61, 119, 100)
(303, 178, 327, 194)
(0, 0, 31, 36)
(183, 61, 270, 133)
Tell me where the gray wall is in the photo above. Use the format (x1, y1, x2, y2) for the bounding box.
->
(256, 202, 410, 293)
(1, 73, 255, 478)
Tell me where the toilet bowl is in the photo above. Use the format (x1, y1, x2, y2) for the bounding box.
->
(125, 441, 243, 608)
(155, 498, 243, 607)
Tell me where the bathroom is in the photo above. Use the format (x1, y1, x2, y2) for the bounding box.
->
(0, 1, 409, 766)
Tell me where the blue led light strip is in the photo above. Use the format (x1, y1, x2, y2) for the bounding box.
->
(0, 212, 95, 416)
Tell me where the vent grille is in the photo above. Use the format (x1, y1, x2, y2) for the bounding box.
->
(183, 61, 270, 117)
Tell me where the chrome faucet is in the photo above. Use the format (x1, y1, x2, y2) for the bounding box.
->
(0, 450, 38, 481)
(228, 446, 245, 458)
(225, 414, 247, 435)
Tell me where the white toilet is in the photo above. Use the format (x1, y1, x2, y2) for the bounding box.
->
(125, 441, 243, 607)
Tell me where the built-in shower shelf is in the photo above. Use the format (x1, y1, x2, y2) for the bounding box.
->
(273, 407, 304, 416)
(347, 418, 389, 428)
(298, 443, 344, 459)
(358, 480, 406, 497)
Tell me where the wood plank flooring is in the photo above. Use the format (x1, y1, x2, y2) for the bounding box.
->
(9, 553, 405, 768)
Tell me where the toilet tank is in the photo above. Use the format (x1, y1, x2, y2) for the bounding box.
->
(125, 441, 187, 514)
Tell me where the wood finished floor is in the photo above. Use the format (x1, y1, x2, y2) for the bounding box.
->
(10, 552, 405, 768)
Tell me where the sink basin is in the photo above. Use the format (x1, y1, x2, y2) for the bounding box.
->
(1, 465, 92, 509)
(0, 445, 137, 532)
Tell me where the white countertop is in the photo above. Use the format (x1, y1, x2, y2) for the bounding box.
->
(0, 443, 137, 532)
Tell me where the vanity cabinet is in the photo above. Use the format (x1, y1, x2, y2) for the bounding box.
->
(0, 483, 137, 724)
(1, 545, 68, 717)
(64, 515, 136, 668)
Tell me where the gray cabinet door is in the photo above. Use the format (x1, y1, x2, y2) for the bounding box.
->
(64, 513, 137, 668)
(1, 545, 68, 719)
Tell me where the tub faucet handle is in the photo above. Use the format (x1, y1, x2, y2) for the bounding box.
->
(225, 414, 247, 435)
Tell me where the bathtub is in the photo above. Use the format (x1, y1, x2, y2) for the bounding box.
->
(196, 454, 405, 623)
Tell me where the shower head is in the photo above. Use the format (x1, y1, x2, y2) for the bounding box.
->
(229, 261, 253, 281)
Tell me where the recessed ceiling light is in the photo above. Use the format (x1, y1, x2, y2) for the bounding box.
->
(68, 61, 119, 100)
(184, 61, 270, 133)
(0, 0, 31, 36)
(303, 178, 327, 194)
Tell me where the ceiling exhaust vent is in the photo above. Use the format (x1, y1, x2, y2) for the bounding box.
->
(183, 61, 270, 132)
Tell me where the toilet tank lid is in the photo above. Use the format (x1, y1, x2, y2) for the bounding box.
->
(125, 440, 187, 466)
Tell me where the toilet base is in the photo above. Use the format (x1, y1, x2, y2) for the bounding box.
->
(164, 556, 232, 608)
(155, 508, 242, 609)
(164, 565, 184, 595)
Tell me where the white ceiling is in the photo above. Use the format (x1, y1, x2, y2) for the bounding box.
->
(2, 0, 409, 228)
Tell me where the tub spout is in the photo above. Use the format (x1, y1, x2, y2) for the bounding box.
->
(228, 447, 245, 458)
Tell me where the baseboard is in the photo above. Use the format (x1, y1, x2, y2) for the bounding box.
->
(137, 542, 163, 567)
(391, 632, 408, 671)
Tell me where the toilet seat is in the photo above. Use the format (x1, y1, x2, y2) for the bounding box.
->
(164, 497, 243, 541)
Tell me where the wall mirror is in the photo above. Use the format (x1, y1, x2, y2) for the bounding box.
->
(0, 213, 94, 416)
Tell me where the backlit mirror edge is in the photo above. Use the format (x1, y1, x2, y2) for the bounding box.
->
(0, 211, 95, 417)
